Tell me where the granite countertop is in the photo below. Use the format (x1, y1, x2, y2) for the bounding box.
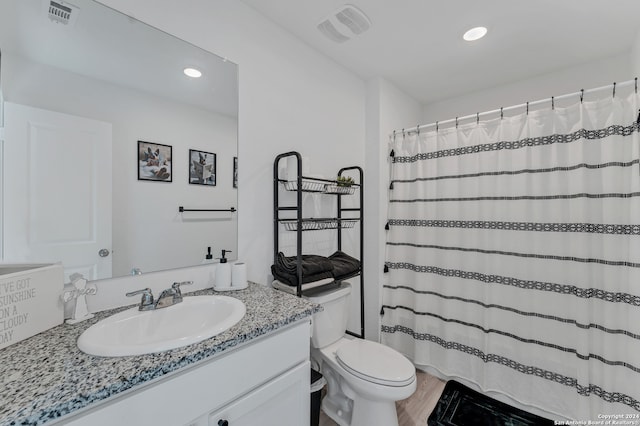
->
(0, 283, 320, 426)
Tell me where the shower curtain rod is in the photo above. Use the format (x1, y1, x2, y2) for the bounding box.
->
(392, 77, 638, 137)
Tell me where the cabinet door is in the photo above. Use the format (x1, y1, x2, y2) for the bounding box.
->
(208, 361, 309, 426)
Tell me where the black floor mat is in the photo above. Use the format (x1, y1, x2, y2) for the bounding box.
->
(427, 380, 554, 426)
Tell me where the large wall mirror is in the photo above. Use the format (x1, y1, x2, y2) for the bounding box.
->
(0, 0, 239, 282)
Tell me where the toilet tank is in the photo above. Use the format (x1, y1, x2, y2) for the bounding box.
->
(305, 282, 351, 348)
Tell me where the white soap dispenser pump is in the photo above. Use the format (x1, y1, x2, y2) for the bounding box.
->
(215, 249, 232, 289)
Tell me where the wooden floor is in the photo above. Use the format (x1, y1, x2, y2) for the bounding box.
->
(318, 370, 446, 426)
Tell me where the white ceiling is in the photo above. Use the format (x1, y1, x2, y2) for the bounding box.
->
(240, 0, 640, 105)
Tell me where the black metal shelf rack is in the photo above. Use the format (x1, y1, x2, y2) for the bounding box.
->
(273, 151, 365, 338)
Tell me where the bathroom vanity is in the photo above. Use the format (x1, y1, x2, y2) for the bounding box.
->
(0, 283, 320, 426)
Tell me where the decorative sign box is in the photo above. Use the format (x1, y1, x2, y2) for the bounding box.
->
(0, 263, 64, 350)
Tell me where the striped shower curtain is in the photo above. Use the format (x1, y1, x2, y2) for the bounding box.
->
(381, 92, 640, 420)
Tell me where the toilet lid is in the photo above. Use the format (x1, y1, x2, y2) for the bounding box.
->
(335, 339, 415, 387)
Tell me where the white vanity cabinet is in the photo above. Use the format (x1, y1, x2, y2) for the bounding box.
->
(60, 321, 310, 426)
(202, 362, 308, 426)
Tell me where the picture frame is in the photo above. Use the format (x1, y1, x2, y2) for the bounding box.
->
(189, 149, 216, 186)
(138, 141, 172, 182)
(233, 156, 238, 188)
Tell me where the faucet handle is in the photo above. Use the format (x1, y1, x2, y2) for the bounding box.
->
(172, 281, 193, 297)
(126, 288, 154, 310)
(172, 281, 193, 290)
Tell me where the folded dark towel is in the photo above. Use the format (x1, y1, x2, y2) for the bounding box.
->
(328, 250, 361, 280)
(271, 251, 360, 287)
(275, 252, 334, 276)
(271, 265, 334, 287)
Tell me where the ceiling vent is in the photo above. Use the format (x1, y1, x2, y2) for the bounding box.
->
(317, 4, 371, 43)
(46, 0, 80, 26)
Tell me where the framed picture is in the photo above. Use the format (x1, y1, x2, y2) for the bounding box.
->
(189, 149, 216, 186)
(138, 141, 172, 182)
(233, 156, 238, 188)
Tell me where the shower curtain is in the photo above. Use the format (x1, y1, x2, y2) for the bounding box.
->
(381, 92, 640, 420)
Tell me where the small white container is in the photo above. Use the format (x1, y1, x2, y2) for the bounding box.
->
(231, 262, 248, 289)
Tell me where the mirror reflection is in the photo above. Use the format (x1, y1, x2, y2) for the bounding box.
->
(0, 0, 239, 281)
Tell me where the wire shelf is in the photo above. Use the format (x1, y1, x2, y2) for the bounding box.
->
(324, 184, 356, 195)
(282, 180, 356, 194)
(283, 179, 327, 193)
(280, 218, 358, 231)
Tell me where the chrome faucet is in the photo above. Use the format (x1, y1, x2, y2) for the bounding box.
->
(126, 281, 193, 311)
(125, 288, 155, 311)
(156, 281, 193, 308)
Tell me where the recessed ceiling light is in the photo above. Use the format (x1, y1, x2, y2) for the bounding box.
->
(183, 68, 202, 78)
(463, 26, 487, 42)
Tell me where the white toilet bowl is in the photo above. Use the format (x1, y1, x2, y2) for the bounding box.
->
(306, 282, 417, 426)
(311, 338, 416, 426)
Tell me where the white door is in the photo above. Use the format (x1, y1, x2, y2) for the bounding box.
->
(2, 102, 112, 281)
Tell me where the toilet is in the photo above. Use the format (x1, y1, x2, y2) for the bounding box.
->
(305, 282, 416, 426)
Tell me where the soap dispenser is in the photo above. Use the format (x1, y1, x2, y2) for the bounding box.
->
(202, 246, 214, 264)
(215, 249, 232, 289)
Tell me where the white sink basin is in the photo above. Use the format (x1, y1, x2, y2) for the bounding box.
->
(77, 295, 246, 357)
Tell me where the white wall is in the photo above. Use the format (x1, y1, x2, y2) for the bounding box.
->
(364, 77, 422, 340)
(1, 54, 238, 277)
(633, 29, 640, 78)
(0, 71, 4, 261)
(88, 0, 365, 307)
(423, 53, 632, 124)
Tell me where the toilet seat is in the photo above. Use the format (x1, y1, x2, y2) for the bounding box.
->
(335, 339, 415, 387)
